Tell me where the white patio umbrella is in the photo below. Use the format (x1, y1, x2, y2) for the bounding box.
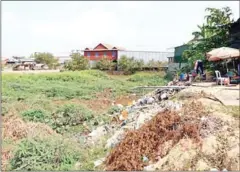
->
(207, 47, 240, 72)
(207, 47, 240, 62)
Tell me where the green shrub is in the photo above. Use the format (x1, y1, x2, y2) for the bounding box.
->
(64, 52, 89, 71)
(107, 105, 121, 114)
(96, 57, 115, 71)
(118, 55, 143, 74)
(164, 71, 174, 81)
(128, 72, 167, 85)
(50, 104, 94, 133)
(21, 110, 46, 122)
(30, 52, 59, 69)
(9, 137, 81, 171)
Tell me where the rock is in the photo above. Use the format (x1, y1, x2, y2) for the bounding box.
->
(94, 157, 105, 167)
(105, 129, 125, 149)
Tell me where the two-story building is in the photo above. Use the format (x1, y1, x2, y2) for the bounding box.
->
(83, 43, 125, 61)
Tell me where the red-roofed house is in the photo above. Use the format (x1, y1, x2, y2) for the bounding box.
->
(83, 43, 125, 61)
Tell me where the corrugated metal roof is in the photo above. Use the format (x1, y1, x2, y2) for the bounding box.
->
(86, 43, 126, 51)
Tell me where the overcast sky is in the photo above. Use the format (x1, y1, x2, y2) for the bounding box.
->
(2, 1, 239, 57)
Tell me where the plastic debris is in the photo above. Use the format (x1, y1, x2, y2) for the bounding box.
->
(94, 157, 105, 167)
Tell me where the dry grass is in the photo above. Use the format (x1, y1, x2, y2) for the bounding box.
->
(2, 114, 59, 171)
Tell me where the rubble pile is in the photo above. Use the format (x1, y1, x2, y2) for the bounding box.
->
(104, 110, 201, 171)
(200, 116, 227, 138)
(86, 86, 239, 171)
(86, 87, 183, 145)
(167, 79, 192, 86)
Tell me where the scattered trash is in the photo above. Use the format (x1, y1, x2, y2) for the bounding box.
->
(146, 97, 155, 104)
(105, 110, 201, 171)
(119, 110, 128, 121)
(160, 93, 168, 100)
(142, 156, 149, 163)
(121, 120, 127, 127)
(87, 125, 109, 144)
(105, 129, 125, 149)
(116, 104, 124, 109)
(94, 157, 105, 168)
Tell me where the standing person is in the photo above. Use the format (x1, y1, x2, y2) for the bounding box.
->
(195, 60, 204, 76)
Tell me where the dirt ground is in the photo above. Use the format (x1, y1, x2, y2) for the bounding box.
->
(53, 89, 139, 113)
(180, 86, 239, 106)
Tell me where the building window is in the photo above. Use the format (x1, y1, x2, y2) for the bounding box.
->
(104, 52, 107, 57)
(112, 51, 116, 57)
(95, 52, 99, 57)
(87, 52, 90, 57)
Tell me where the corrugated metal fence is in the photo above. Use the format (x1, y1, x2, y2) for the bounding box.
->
(118, 50, 173, 64)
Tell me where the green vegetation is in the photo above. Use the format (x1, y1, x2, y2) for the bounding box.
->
(30, 52, 59, 69)
(118, 55, 144, 74)
(64, 51, 90, 71)
(183, 7, 234, 73)
(96, 56, 116, 70)
(2, 70, 167, 171)
(22, 109, 47, 123)
(9, 136, 82, 171)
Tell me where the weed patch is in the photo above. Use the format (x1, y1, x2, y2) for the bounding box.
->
(21, 110, 47, 123)
(50, 104, 95, 133)
(9, 136, 81, 171)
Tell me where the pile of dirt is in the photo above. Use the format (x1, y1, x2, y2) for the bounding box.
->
(167, 80, 191, 86)
(104, 110, 201, 171)
(103, 96, 239, 171)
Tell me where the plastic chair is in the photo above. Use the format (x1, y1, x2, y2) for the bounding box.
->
(215, 70, 227, 86)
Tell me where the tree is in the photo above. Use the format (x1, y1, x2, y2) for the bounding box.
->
(64, 51, 89, 71)
(30, 52, 59, 69)
(118, 55, 143, 74)
(183, 7, 234, 71)
(96, 57, 115, 71)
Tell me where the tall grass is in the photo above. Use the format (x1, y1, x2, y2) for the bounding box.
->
(2, 70, 168, 171)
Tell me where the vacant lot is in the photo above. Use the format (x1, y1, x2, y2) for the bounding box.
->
(2, 70, 168, 171)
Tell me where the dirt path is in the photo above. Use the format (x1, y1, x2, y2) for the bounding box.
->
(181, 86, 239, 106)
